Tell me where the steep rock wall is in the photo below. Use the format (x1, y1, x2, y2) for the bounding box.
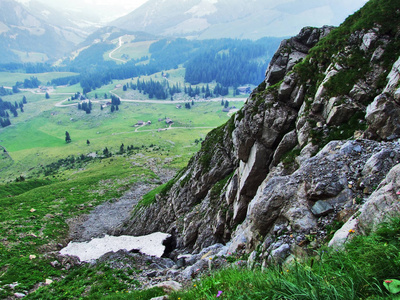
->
(121, 0, 400, 261)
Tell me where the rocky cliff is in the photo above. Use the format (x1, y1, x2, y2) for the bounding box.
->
(120, 0, 400, 265)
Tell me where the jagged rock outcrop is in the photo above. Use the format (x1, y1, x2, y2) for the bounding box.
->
(264, 26, 333, 86)
(121, 0, 400, 264)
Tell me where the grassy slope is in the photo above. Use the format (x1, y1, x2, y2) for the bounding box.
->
(0, 157, 160, 299)
(0, 72, 79, 87)
(0, 70, 244, 298)
(0, 78, 243, 181)
(103, 39, 157, 63)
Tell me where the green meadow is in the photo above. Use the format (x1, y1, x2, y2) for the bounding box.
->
(0, 72, 79, 87)
(0, 84, 243, 181)
(11, 50, 49, 64)
(104, 39, 157, 63)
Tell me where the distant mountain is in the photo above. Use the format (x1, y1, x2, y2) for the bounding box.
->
(110, 0, 368, 40)
(0, 0, 87, 64)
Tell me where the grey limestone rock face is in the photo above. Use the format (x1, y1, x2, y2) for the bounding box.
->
(227, 140, 400, 258)
(330, 163, 400, 248)
(120, 23, 400, 263)
(265, 26, 334, 86)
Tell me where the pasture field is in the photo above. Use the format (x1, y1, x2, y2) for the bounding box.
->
(104, 39, 157, 63)
(11, 50, 49, 64)
(0, 72, 79, 87)
(0, 72, 244, 182)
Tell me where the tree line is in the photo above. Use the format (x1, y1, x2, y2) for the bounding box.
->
(60, 37, 281, 95)
(126, 78, 229, 100)
(0, 37, 282, 97)
(0, 96, 27, 128)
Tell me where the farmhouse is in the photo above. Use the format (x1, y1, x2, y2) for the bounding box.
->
(237, 86, 252, 94)
(165, 118, 173, 125)
(136, 121, 145, 126)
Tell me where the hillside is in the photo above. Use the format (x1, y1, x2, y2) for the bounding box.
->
(111, 0, 368, 39)
(0, 0, 86, 63)
(123, 0, 400, 274)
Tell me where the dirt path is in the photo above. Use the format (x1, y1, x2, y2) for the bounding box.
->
(67, 182, 156, 242)
(109, 37, 127, 63)
(66, 168, 175, 242)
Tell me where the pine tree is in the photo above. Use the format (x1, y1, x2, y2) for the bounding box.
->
(45, 92, 50, 99)
(87, 140, 90, 146)
(103, 147, 109, 156)
(65, 131, 71, 143)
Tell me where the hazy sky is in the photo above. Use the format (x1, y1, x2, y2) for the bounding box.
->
(16, 0, 149, 22)
(15, 0, 369, 29)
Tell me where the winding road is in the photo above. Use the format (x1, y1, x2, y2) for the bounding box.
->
(108, 37, 127, 63)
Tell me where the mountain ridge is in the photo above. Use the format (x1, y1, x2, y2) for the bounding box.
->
(111, 0, 368, 40)
(0, 0, 89, 63)
(119, 0, 400, 265)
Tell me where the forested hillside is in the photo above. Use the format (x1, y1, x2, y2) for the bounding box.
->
(64, 37, 281, 95)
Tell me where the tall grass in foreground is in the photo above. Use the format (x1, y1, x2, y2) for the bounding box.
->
(165, 218, 400, 300)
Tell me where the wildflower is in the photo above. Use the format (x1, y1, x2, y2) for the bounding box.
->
(194, 284, 197, 287)
(385, 280, 393, 283)
(217, 291, 223, 297)
(348, 229, 355, 233)
(397, 191, 400, 195)
(286, 269, 289, 272)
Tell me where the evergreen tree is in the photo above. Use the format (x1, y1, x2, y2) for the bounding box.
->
(225, 100, 229, 108)
(103, 147, 109, 156)
(65, 131, 71, 143)
(45, 92, 50, 99)
(120, 143, 125, 153)
(111, 105, 115, 113)
(87, 140, 90, 146)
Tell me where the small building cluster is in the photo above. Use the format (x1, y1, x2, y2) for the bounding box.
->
(135, 120, 152, 126)
(157, 117, 174, 125)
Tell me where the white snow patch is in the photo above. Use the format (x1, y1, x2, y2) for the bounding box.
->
(60, 232, 170, 262)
